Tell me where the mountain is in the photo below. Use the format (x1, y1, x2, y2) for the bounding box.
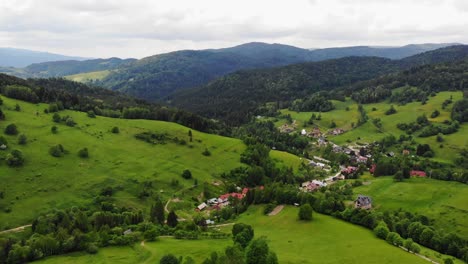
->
(0, 57, 136, 79)
(170, 45, 468, 125)
(0, 47, 88, 67)
(97, 42, 459, 101)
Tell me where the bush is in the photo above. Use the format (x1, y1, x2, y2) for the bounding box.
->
(298, 204, 313, 221)
(374, 222, 390, 239)
(0, 109, 5, 120)
(0, 136, 7, 146)
(159, 254, 179, 264)
(263, 203, 276, 215)
(385, 105, 397, 115)
(86, 243, 99, 254)
(65, 117, 76, 127)
(202, 148, 211, 156)
(5, 124, 18, 135)
(14, 104, 21, 111)
(49, 144, 66, 157)
(78, 148, 89, 158)
(17, 134, 27, 145)
(52, 113, 61, 123)
(181, 169, 192, 179)
(51, 126, 58, 134)
(87, 111, 96, 118)
(6, 149, 25, 167)
(111, 126, 120, 134)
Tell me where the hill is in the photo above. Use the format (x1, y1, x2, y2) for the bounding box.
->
(0, 58, 136, 79)
(36, 206, 443, 264)
(97, 42, 459, 101)
(0, 95, 302, 231)
(0, 48, 88, 67)
(171, 45, 468, 125)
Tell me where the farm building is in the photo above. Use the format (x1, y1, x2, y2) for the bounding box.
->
(355, 195, 372, 209)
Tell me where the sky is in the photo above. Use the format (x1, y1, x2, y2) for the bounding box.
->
(1, 0, 467, 58)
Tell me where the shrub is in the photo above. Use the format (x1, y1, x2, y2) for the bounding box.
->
(17, 134, 27, 145)
(86, 243, 99, 254)
(0, 109, 5, 120)
(298, 204, 313, 221)
(202, 148, 211, 156)
(385, 105, 397, 115)
(374, 222, 390, 239)
(78, 148, 89, 158)
(5, 124, 18, 135)
(159, 254, 179, 264)
(14, 104, 21, 111)
(65, 117, 76, 127)
(430, 109, 440, 118)
(181, 169, 192, 179)
(51, 126, 58, 134)
(52, 113, 61, 123)
(6, 149, 25, 167)
(111, 126, 120, 134)
(87, 111, 96, 118)
(0, 136, 8, 146)
(49, 144, 66, 157)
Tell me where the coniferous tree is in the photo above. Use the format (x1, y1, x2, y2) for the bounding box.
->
(167, 210, 178, 227)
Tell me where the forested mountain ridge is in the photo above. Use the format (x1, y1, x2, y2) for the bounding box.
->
(0, 58, 136, 79)
(0, 74, 223, 133)
(170, 45, 468, 125)
(97, 42, 460, 101)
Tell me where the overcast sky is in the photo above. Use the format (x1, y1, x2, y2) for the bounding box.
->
(1, 0, 467, 58)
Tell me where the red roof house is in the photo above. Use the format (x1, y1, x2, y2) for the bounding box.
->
(410, 170, 427, 177)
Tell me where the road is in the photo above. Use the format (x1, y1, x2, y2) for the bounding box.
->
(0, 224, 32, 235)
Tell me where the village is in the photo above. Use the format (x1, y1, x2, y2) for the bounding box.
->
(195, 122, 430, 215)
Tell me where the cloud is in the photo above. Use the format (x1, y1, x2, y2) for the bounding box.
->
(0, 0, 466, 58)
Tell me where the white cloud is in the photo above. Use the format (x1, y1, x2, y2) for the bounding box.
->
(0, 0, 466, 58)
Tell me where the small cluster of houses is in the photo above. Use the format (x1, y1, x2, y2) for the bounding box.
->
(300, 180, 328, 192)
(300, 127, 323, 138)
(196, 187, 263, 212)
(279, 121, 298, 133)
(329, 128, 345, 136)
(355, 195, 372, 209)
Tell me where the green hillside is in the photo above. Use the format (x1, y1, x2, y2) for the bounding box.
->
(65, 70, 111, 83)
(36, 206, 459, 264)
(0, 96, 301, 230)
(276, 91, 467, 164)
(353, 176, 468, 239)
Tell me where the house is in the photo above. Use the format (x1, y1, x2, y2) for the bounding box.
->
(309, 127, 322, 138)
(332, 145, 343, 153)
(410, 170, 427, 177)
(341, 166, 357, 176)
(206, 219, 215, 225)
(386, 151, 395, 157)
(402, 149, 410, 155)
(196, 202, 207, 211)
(354, 195, 372, 209)
(301, 129, 307, 136)
(329, 128, 345, 135)
(301, 180, 327, 192)
(356, 156, 368, 163)
(123, 229, 133, 235)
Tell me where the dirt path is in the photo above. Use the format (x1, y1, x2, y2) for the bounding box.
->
(0, 225, 32, 235)
(268, 205, 284, 216)
(398, 246, 439, 263)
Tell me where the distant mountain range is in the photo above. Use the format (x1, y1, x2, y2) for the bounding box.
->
(0, 42, 462, 102)
(170, 45, 468, 125)
(0, 47, 89, 67)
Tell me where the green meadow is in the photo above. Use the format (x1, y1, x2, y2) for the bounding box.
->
(353, 176, 468, 239)
(37, 238, 232, 264)
(277, 91, 467, 163)
(38, 206, 464, 264)
(0, 96, 302, 230)
(65, 70, 111, 82)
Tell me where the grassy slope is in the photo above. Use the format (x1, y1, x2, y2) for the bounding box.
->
(221, 206, 433, 264)
(0, 96, 301, 230)
(354, 176, 468, 239)
(38, 206, 458, 264)
(37, 238, 231, 264)
(277, 91, 467, 163)
(65, 70, 111, 82)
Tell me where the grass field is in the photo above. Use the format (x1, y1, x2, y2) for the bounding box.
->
(65, 70, 111, 82)
(38, 206, 464, 264)
(37, 238, 232, 264)
(220, 206, 452, 264)
(0, 96, 301, 230)
(353, 176, 468, 239)
(276, 91, 467, 164)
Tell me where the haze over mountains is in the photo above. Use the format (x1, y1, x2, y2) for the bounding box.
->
(0, 47, 89, 67)
(0, 42, 460, 102)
